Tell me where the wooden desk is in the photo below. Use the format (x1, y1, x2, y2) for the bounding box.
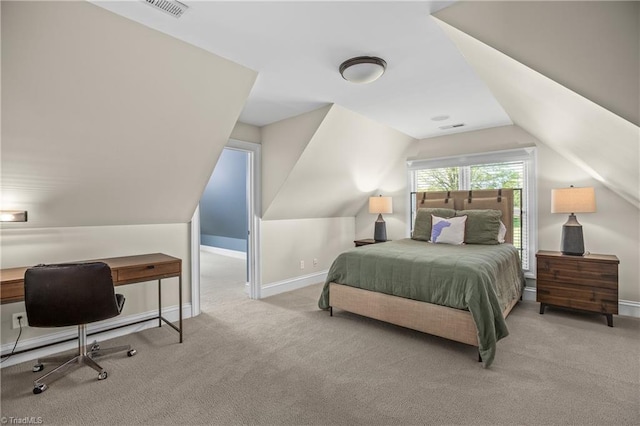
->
(0, 253, 183, 344)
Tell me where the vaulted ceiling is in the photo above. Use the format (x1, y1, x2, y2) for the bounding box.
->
(434, 2, 639, 208)
(261, 105, 415, 220)
(91, 0, 511, 139)
(260, 0, 638, 217)
(435, 1, 639, 127)
(2, 1, 637, 232)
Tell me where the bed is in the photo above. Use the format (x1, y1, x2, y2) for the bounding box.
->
(318, 189, 525, 367)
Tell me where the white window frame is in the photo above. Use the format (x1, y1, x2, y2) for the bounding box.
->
(407, 147, 537, 277)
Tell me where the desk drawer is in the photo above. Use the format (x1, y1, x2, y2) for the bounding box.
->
(116, 261, 180, 283)
(1, 280, 25, 304)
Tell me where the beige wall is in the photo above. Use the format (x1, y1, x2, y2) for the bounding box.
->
(354, 144, 417, 242)
(259, 104, 416, 285)
(230, 122, 262, 144)
(0, 224, 189, 346)
(260, 217, 354, 285)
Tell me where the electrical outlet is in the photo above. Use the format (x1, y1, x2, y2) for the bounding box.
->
(12, 312, 26, 329)
(313, 258, 318, 267)
(300, 260, 305, 269)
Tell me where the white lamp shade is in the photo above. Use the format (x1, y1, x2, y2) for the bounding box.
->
(551, 187, 596, 213)
(369, 196, 393, 214)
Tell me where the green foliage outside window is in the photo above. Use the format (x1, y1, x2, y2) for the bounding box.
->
(415, 162, 526, 261)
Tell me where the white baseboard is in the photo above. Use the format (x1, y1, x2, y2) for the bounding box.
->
(261, 270, 328, 298)
(522, 286, 639, 318)
(200, 244, 246, 260)
(0, 304, 192, 368)
(618, 299, 640, 318)
(523, 286, 537, 301)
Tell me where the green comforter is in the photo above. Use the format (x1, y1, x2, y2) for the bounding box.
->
(318, 239, 525, 367)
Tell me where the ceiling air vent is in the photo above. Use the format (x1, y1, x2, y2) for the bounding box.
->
(439, 123, 465, 130)
(143, 0, 188, 18)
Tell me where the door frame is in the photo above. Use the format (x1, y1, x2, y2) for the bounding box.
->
(190, 139, 262, 317)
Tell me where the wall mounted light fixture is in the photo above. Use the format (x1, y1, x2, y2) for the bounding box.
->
(0, 210, 28, 222)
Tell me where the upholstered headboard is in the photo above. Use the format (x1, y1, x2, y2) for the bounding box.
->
(413, 189, 519, 244)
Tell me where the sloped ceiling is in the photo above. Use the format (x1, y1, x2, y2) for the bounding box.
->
(262, 104, 416, 220)
(258, 1, 639, 223)
(1, 1, 256, 228)
(434, 18, 639, 208)
(261, 106, 332, 212)
(434, 1, 639, 127)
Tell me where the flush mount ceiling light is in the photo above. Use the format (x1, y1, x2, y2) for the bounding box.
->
(339, 56, 387, 84)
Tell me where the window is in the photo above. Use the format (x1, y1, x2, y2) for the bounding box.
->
(408, 148, 536, 273)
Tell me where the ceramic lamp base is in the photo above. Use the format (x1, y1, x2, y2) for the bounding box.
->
(374, 214, 387, 242)
(560, 214, 585, 256)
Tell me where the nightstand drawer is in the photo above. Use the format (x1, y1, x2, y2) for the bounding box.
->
(537, 280, 618, 314)
(537, 258, 618, 289)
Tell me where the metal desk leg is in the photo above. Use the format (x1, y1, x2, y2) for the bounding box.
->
(158, 279, 162, 328)
(179, 274, 183, 343)
(156, 276, 183, 343)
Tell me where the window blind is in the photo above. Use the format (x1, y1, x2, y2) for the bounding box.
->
(411, 150, 535, 272)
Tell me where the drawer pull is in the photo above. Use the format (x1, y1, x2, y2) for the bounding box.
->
(146, 265, 155, 270)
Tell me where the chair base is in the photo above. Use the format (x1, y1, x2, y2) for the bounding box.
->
(32, 324, 135, 394)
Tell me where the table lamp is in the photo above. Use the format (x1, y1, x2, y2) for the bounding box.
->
(369, 195, 393, 242)
(551, 186, 596, 256)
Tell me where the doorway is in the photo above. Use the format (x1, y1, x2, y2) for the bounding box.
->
(190, 139, 261, 317)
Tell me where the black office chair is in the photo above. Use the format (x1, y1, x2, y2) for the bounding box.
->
(24, 262, 136, 394)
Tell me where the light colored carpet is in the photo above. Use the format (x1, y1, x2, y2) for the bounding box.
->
(1, 260, 638, 424)
(199, 249, 248, 312)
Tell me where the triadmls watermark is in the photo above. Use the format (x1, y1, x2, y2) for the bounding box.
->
(0, 417, 44, 425)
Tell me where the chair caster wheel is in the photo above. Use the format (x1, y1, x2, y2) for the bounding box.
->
(127, 349, 137, 357)
(33, 383, 47, 394)
(32, 364, 44, 373)
(98, 371, 108, 380)
(90, 343, 100, 352)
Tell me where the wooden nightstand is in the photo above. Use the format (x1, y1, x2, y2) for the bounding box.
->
(536, 250, 619, 327)
(354, 239, 389, 247)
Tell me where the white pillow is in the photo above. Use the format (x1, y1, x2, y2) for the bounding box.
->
(498, 220, 507, 244)
(431, 215, 467, 245)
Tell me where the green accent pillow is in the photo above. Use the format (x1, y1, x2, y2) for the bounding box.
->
(455, 209, 502, 244)
(412, 208, 456, 241)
